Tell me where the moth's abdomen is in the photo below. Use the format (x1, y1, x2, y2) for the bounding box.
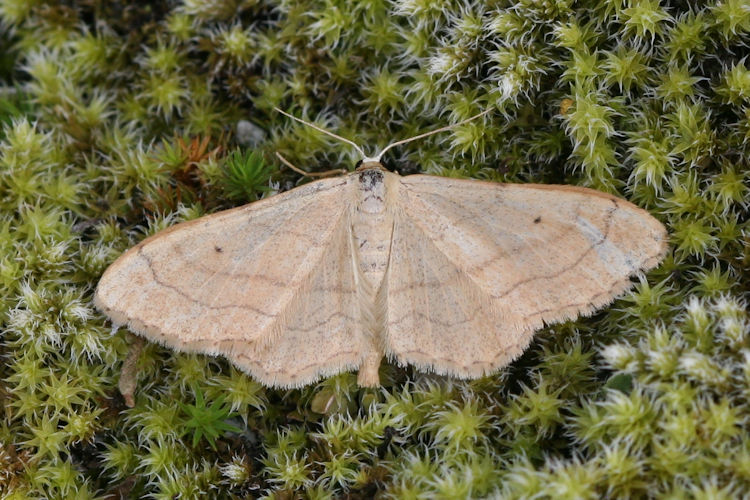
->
(352, 168, 395, 292)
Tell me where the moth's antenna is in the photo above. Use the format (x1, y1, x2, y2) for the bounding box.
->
(274, 107, 368, 159)
(373, 108, 492, 161)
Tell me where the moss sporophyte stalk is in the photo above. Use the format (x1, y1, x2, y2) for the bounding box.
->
(1, 0, 749, 497)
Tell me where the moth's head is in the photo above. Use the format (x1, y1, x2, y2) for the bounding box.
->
(355, 159, 388, 172)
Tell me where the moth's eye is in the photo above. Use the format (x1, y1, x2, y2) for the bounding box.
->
(354, 160, 363, 169)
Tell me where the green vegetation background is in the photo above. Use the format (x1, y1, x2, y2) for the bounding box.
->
(1, 0, 749, 498)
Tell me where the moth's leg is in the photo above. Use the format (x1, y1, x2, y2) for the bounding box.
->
(275, 152, 346, 178)
(119, 334, 146, 407)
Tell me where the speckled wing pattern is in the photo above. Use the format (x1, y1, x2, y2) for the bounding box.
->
(95, 176, 368, 388)
(383, 175, 667, 378)
(96, 169, 668, 388)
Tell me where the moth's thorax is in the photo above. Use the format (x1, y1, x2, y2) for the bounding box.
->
(352, 167, 396, 291)
(357, 168, 387, 213)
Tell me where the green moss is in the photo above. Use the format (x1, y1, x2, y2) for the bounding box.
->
(1, 0, 749, 497)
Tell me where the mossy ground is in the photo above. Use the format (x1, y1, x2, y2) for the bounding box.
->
(0, 0, 749, 498)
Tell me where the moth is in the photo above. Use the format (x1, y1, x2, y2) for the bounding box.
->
(95, 109, 667, 389)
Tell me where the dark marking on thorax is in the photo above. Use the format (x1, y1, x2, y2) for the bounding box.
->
(359, 169, 384, 199)
(352, 167, 393, 291)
